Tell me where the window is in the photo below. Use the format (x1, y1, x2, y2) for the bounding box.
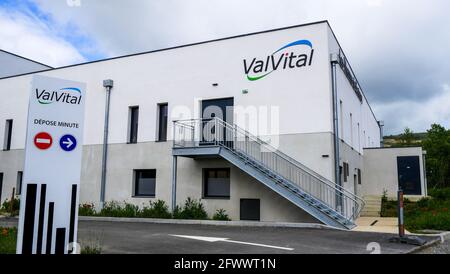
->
(350, 113, 353, 146)
(157, 103, 168, 141)
(339, 101, 344, 139)
(3, 119, 13, 150)
(203, 168, 230, 198)
(0, 173, 3, 202)
(363, 130, 366, 147)
(17, 171, 23, 195)
(357, 168, 362, 185)
(357, 123, 360, 151)
(128, 106, 139, 144)
(133, 169, 156, 197)
(343, 162, 349, 183)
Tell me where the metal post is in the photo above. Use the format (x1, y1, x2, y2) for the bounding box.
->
(389, 187, 426, 245)
(171, 156, 178, 211)
(100, 79, 113, 209)
(331, 54, 342, 211)
(398, 189, 405, 238)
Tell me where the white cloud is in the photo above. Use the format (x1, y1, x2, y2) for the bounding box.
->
(373, 83, 450, 134)
(4, 0, 450, 133)
(0, 8, 85, 67)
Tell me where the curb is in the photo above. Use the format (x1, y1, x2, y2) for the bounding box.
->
(405, 231, 450, 254)
(79, 216, 334, 230)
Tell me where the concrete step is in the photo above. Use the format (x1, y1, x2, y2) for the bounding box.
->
(360, 211, 381, 217)
(364, 201, 382, 206)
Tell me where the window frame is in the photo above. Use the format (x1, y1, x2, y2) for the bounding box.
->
(202, 168, 231, 199)
(128, 106, 139, 144)
(133, 169, 156, 198)
(4, 119, 13, 151)
(0, 172, 3, 202)
(156, 103, 168, 142)
(17, 171, 23, 195)
(357, 168, 362, 185)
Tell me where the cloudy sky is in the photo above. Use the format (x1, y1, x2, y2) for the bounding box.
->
(0, 0, 449, 134)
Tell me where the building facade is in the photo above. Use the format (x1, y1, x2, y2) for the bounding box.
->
(0, 21, 425, 228)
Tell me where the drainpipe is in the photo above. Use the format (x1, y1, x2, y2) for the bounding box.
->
(378, 120, 384, 147)
(100, 79, 113, 209)
(330, 54, 342, 210)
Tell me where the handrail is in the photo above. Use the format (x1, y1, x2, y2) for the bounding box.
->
(173, 117, 365, 222)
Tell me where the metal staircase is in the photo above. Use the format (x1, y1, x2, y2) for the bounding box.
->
(172, 118, 365, 229)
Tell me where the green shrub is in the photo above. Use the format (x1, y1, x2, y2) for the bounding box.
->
(140, 200, 171, 219)
(381, 189, 388, 203)
(405, 209, 450, 231)
(81, 245, 102, 254)
(416, 197, 431, 208)
(1, 198, 20, 215)
(98, 201, 139, 217)
(380, 188, 450, 232)
(428, 188, 450, 200)
(78, 203, 96, 216)
(173, 198, 208, 220)
(212, 209, 231, 221)
(172, 205, 183, 219)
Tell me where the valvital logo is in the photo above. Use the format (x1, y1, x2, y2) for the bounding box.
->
(35, 87, 82, 105)
(243, 39, 314, 81)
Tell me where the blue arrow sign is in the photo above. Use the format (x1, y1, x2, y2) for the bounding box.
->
(59, 134, 77, 152)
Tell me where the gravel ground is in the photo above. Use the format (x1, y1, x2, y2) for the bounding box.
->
(416, 233, 450, 254)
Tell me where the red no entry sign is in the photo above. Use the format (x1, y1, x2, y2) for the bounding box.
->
(34, 132, 53, 150)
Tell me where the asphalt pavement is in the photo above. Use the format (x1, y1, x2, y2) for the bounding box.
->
(0, 217, 439, 254)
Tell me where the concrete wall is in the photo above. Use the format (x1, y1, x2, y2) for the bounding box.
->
(339, 141, 364, 197)
(361, 147, 427, 198)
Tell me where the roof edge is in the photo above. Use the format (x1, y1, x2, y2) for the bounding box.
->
(0, 49, 53, 69)
(0, 20, 328, 81)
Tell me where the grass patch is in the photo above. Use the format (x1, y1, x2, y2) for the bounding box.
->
(0, 227, 17, 254)
(380, 188, 450, 232)
(80, 245, 102, 254)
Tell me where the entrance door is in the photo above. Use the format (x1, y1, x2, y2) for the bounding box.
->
(201, 97, 233, 146)
(397, 156, 421, 195)
(240, 199, 260, 221)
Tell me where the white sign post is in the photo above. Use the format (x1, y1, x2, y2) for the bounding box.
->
(17, 75, 86, 254)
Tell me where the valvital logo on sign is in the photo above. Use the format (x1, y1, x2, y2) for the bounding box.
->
(35, 87, 82, 105)
(243, 39, 314, 81)
(17, 75, 86, 254)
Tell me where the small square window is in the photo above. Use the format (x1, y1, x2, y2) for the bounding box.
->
(203, 168, 230, 199)
(134, 169, 156, 197)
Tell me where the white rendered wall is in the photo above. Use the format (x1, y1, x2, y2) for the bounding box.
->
(327, 28, 381, 154)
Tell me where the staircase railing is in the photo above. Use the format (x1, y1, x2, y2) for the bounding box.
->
(173, 117, 365, 222)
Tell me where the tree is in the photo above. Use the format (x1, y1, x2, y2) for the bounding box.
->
(399, 127, 415, 146)
(422, 124, 450, 188)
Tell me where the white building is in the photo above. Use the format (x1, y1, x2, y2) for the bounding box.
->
(0, 21, 426, 229)
(0, 50, 52, 78)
